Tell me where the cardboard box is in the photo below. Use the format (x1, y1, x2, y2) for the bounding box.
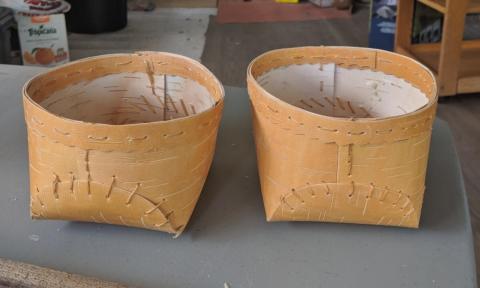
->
(16, 13, 69, 67)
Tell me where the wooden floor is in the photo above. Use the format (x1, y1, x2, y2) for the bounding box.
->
(201, 6, 480, 281)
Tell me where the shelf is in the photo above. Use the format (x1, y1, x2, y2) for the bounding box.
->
(410, 40, 480, 53)
(396, 0, 480, 96)
(396, 44, 480, 95)
(417, 0, 480, 14)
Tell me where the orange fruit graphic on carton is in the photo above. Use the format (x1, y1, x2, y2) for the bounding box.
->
(33, 47, 56, 65)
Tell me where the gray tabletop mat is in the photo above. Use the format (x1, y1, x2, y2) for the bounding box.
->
(0, 65, 476, 288)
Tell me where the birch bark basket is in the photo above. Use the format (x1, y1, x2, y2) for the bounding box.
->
(247, 46, 438, 228)
(23, 52, 224, 236)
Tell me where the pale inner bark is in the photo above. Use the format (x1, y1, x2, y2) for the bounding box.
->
(257, 63, 429, 118)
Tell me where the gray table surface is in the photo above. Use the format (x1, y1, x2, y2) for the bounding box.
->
(0, 65, 477, 288)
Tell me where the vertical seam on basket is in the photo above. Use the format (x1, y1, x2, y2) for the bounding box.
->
(362, 183, 374, 216)
(347, 144, 353, 177)
(180, 99, 190, 116)
(379, 186, 389, 202)
(126, 183, 140, 205)
(346, 100, 355, 115)
(348, 180, 355, 198)
(336, 144, 340, 183)
(144, 57, 166, 119)
(35, 187, 44, 207)
(106, 175, 116, 198)
(85, 149, 91, 195)
(52, 173, 59, 199)
(167, 95, 178, 114)
(163, 74, 168, 120)
(332, 63, 337, 116)
(69, 172, 75, 193)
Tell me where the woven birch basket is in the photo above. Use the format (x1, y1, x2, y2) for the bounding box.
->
(247, 47, 438, 228)
(23, 52, 224, 236)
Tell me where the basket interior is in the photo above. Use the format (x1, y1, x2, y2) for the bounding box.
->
(257, 63, 429, 118)
(37, 72, 215, 125)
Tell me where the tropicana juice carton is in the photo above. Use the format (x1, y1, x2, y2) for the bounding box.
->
(16, 13, 69, 67)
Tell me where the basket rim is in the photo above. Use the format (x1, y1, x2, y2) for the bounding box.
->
(23, 51, 225, 128)
(246, 46, 438, 123)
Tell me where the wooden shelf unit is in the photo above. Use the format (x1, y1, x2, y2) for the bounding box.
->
(395, 0, 480, 96)
(417, 0, 480, 14)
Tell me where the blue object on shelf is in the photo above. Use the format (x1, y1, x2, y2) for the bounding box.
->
(369, 0, 397, 51)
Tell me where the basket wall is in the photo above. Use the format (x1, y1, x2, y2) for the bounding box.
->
(23, 52, 224, 236)
(247, 47, 438, 228)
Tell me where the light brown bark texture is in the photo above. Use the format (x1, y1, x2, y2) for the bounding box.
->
(247, 46, 438, 228)
(23, 52, 224, 236)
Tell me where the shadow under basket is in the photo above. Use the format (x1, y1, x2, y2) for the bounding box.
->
(23, 52, 224, 236)
(247, 47, 438, 228)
